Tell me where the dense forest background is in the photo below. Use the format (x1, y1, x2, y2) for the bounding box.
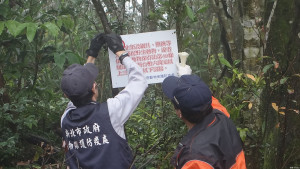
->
(0, 0, 299, 168)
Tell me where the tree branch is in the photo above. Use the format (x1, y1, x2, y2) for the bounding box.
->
(102, 0, 124, 29)
(0, 70, 10, 105)
(264, 0, 278, 49)
(91, 0, 112, 34)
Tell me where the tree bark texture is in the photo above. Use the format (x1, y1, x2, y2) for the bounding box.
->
(141, 0, 156, 32)
(0, 70, 10, 105)
(102, 0, 126, 34)
(91, 0, 112, 34)
(211, 0, 270, 168)
(263, 0, 300, 168)
(241, 1, 265, 169)
(210, 0, 241, 63)
(242, 0, 264, 73)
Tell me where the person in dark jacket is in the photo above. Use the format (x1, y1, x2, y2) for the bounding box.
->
(60, 33, 148, 169)
(162, 64, 246, 169)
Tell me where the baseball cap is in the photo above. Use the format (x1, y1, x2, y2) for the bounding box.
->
(61, 63, 98, 99)
(162, 75, 212, 113)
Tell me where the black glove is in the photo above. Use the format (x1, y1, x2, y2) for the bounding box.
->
(86, 33, 105, 58)
(104, 33, 125, 54)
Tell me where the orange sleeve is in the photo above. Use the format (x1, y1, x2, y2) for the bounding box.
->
(211, 96, 230, 118)
(182, 160, 214, 169)
(230, 151, 247, 169)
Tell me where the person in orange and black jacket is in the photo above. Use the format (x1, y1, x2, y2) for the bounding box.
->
(162, 64, 246, 169)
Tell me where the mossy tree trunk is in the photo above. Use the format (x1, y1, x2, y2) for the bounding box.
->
(210, 0, 299, 168)
(263, 0, 300, 168)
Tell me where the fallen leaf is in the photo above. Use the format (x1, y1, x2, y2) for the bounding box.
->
(275, 122, 280, 128)
(279, 107, 286, 110)
(248, 102, 253, 109)
(246, 74, 256, 81)
(292, 109, 299, 114)
(17, 160, 30, 166)
(272, 103, 278, 111)
(273, 61, 279, 69)
(287, 89, 294, 94)
(279, 111, 285, 115)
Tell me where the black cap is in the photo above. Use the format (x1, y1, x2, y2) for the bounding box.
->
(162, 75, 212, 113)
(61, 63, 98, 99)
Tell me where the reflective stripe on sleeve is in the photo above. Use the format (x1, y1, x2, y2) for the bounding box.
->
(230, 150, 247, 169)
(182, 160, 214, 169)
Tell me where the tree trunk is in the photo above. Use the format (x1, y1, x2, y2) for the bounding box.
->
(263, 0, 300, 168)
(210, 0, 242, 62)
(241, 1, 265, 168)
(102, 0, 126, 34)
(242, 0, 264, 73)
(141, 0, 156, 32)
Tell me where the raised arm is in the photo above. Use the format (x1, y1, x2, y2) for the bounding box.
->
(104, 33, 148, 139)
(86, 56, 96, 64)
(85, 33, 105, 64)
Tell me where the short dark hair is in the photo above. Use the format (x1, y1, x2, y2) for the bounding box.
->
(172, 101, 213, 124)
(69, 91, 93, 107)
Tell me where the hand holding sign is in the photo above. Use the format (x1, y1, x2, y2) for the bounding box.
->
(104, 33, 125, 54)
(179, 52, 189, 66)
(177, 52, 192, 77)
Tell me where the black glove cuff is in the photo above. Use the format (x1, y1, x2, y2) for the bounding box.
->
(86, 49, 98, 58)
(110, 45, 125, 54)
(119, 52, 129, 64)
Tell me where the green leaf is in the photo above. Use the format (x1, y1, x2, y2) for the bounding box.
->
(237, 127, 249, 142)
(233, 59, 241, 66)
(0, 4, 9, 17)
(0, 21, 4, 35)
(2, 103, 10, 112)
(56, 18, 63, 28)
(197, 6, 208, 14)
(66, 52, 80, 64)
(263, 64, 273, 73)
(6, 20, 27, 37)
(61, 15, 74, 30)
(15, 23, 27, 36)
(270, 82, 277, 87)
(185, 4, 195, 21)
(219, 57, 232, 68)
(212, 77, 218, 87)
(24, 115, 37, 129)
(0, 141, 8, 147)
(0, 88, 4, 95)
(148, 10, 156, 20)
(5, 20, 18, 37)
(54, 52, 66, 69)
(26, 23, 38, 42)
(44, 22, 59, 37)
(280, 77, 289, 84)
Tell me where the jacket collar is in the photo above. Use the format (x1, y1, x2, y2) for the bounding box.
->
(180, 112, 216, 145)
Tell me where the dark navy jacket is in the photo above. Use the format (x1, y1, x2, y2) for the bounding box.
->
(62, 102, 135, 169)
